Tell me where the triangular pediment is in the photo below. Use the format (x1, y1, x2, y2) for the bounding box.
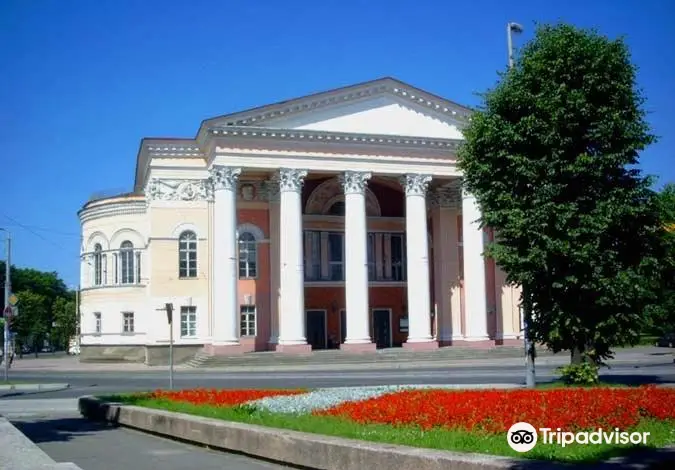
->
(201, 77, 471, 140)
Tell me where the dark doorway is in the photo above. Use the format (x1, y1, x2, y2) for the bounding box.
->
(340, 309, 346, 344)
(372, 309, 392, 349)
(306, 310, 327, 350)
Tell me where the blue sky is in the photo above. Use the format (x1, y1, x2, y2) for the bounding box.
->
(0, 0, 673, 288)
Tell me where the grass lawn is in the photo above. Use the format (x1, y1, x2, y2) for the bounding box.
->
(104, 390, 675, 464)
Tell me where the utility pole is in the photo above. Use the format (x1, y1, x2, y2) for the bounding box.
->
(157, 303, 174, 389)
(507, 21, 535, 388)
(2, 229, 11, 383)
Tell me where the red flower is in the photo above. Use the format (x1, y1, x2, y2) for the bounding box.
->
(150, 388, 304, 407)
(315, 386, 675, 433)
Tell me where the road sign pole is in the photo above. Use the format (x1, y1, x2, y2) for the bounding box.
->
(158, 303, 174, 390)
(3, 233, 11, 383)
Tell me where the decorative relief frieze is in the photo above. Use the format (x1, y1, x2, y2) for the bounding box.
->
(209, 166, 242, 192)
(401, 174, 432, 197)
(144, 178, 213, 203)
(339, 171, 372, 195)
(277, 168, 308, 193)
(428, 187, 460, 209)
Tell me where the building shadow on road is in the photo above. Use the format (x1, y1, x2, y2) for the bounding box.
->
(505, 446, 675, 469)
(597, 374, 674, 386)
(12, 416, 118, 444)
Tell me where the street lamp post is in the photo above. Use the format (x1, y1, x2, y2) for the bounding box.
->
(1, 228, 11, 383)
(506, 21, 535, 388)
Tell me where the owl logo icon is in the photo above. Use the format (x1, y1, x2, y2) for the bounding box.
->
(507, 422, 538, 452)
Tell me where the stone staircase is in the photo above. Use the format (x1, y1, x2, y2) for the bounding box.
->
(184, 344, 557, 368)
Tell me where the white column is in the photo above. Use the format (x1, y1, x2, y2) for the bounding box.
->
(267, 181, 281, 345)
(462, 187, 489, 340)
(210, 165, 241, 345)
(402, 174, 434, 343)
(431, 187, 463, 343)
(340, 171, 373, 345)
(277, 168, 309, 346)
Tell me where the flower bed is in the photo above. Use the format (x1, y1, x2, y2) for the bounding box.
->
(109, 384, 675, 463)
(315, 385, 675, 433)
(149, 388, 305, 407)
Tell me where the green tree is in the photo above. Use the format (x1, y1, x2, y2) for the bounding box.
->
(457, 23, 663, 365)
(12, 290, 50, 356)
(646, 183, 675, 336)
(51, 296, 77, 350)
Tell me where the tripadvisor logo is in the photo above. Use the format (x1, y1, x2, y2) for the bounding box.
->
(507, 422, 650, 452)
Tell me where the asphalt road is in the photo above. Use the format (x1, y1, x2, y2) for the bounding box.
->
(7, 409, 292, 470)
(3, 360, 674, 399)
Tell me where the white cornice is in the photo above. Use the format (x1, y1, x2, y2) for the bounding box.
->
(208, 126, 462, 150)
(146, 145, 204, 158)
(80, 200, 147, 223)
(203, 78, 473, 129)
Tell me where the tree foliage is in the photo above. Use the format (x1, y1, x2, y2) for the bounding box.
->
(1, 261, 76, 354)
(645, 183, 675, 335)
(457, 23, 663, 363)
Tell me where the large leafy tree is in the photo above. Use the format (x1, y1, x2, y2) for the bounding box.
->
(457, 23, 663, 364)
(646, 183, 675, 335)
(1, 261, 76, 354)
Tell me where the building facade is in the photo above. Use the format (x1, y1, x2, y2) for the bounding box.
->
(78, 77, 523, 364)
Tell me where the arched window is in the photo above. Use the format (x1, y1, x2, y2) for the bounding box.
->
(179, 231, 197, 278)
(93, 244, 103, 286)
(120, 241, 135, 284)
(238, 232, 257, 279)
(326, 201, 345, 216)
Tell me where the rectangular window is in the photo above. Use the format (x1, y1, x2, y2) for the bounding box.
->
(367, 233, 376, 281)
(122, 312, 134, 333)
(304, 231, 322, 281)
(240, 305, 256, 336)
(390, 234, 406, 281)
(102, 254, 107, 285)
(94, 312, 101, 334)
(180, 306, 197, 337)
(179, 235, 198, 278)
(327, 232, 344, 281)
(135, 251, 141, 283)
(113, 253, 118, 283)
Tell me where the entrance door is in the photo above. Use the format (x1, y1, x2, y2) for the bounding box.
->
(372, 309, 392, 349)
(305, 310, 327, 350)
(340, 309, 346, 344)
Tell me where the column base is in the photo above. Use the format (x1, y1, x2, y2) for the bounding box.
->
(203, 343, 243, 355)
(274, 343, 312, 354)
(438, 336, 466, 346)
(340, 342, 377, 353)
(450, 339, 494, 349)
(495, 338, 523, 346)
(403, 340, 439, 351)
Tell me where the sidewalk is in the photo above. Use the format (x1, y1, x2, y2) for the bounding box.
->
(6, 346, 671, 373)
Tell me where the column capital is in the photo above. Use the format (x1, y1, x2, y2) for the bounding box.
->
(429, 186, 460, 209)
(277, 168, 308, 193)
(339, 171, 372, 195)
(263, 179, 280, 202)
(401, 174, 432, 197)
(209, 166, 242, 191)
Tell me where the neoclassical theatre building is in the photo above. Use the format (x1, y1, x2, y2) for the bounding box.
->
(78, 77, 523, 364)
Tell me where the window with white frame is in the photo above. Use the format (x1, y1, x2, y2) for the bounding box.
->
(93, 244, 103, 285)
(240, 305, 256, 336)
(120, 241, 135, 284)
(178, 231, 198, 278)
(94, 312, 101, 334)
(122, 312, 134, 333)
(180, 306, 197, 337)
(238, 232, 257, 279)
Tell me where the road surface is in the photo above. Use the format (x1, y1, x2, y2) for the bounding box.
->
(1, 399, 292, 470)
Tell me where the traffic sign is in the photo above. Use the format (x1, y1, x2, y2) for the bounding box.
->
(8, 294, 17, 306)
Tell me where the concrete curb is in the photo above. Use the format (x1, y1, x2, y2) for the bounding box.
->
(77, 396, 673, 470)
(0, 417, 83, 470)
(0, 383, 70, 393)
